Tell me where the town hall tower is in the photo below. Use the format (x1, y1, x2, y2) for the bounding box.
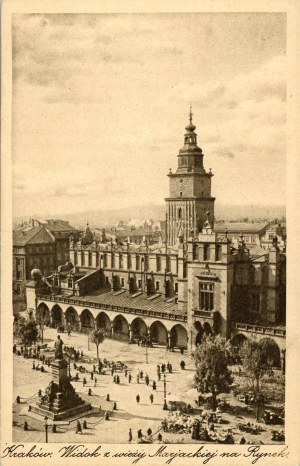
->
(165, 108, 215, 245)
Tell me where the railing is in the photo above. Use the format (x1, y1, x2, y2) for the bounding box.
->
(36, 294, 187, 323)
(235, 322, 286, 337)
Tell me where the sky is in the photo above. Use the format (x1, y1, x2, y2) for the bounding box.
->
(12, 13, 286, 218)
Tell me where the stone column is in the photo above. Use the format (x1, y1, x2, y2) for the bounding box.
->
(167, 332, 171, 349)
(129, 325, 133, 342)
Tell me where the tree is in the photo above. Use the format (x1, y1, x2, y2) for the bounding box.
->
(193, 335, 233, 411)
(89, 329, 105, 361)
(36, 304, 49, 344)
(14, 316, 39, 350)
(239, 338, 280, 392)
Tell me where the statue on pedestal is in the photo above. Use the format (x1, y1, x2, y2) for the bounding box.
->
(54, 335, 64, 360)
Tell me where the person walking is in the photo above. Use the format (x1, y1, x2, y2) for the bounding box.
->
(152, 381, 157, 391)
(128, 372, 132, 383)
(137, 429, 143, 440)
(147, 427, 152, 437)
(137, 374, 140, 384)
(150, 394, 154, 404)
(129, 428, 133, 443)
(90, 371, 94, 380)
(145, 375, 149, 386)
(136, 394, 140, 404)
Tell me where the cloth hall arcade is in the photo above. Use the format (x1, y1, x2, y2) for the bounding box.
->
(26, 110, 286, 360)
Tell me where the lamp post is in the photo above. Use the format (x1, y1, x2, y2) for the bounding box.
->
(163, 374, 168, 410)
(145, 333, 150, 364)
(44, 416, 49, 443)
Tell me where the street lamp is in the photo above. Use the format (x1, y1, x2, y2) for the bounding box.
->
(163, 374, 168, 410)
(44, 416, 49, 443)
(145, 333, 150, 364)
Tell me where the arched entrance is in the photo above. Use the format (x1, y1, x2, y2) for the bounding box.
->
(131, 317, 148, 341)
(96, 312, 112, 334)
(203, 322, 213, 335)
(113, 314, 129, 340)
(150, 321, 168, 346)
(194, 321, 204, 346)
(259, 337, 281, 368)
(170, 324, 188, 349)
(80, 309, 94, 333)
(36, 303, 50, 327)
(65, 307, 79, 331)
(231, 333, 248, 349)
(51, 304, 63, 328)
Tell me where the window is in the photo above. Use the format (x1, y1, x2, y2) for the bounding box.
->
(88, 252, 92, 266)
(166, 255, 171, 272)
(204, 244, 210, 261)
(144, 256, 148, 271)
(175, 282, 178, 294)
(156, 256, 161, 272)
(180, 192, 182, 198)
(127, 254, 131, 269)
(111, 254, 115, 268)
(216, 244, 222, 261)
(192, 244, 198, 260)
(251, 293, 260, 312)
(119, 254, 123, 269)
(68, 279, 72, 288)
(96, 253, 99, 267)
(136, 255, 140, 270)
(103, 253, 107, 267)
(199, 283, 214, 311)
(156, 281, 160, 292)
(121, 278, 125, 288)
(178, 208, 182, 218)
(138, 279, 142, 290)
(82, 252, 85, 265)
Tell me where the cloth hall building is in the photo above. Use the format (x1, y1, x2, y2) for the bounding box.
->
(26, 111, 286, 363)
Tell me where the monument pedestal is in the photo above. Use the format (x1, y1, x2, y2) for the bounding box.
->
(30, 358, 91, 421)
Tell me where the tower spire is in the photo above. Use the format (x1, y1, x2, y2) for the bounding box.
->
(189, 103, 193, 125)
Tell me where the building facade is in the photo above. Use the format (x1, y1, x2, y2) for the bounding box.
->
(26, 110, 286, 364)
(13, 219, 78, 295)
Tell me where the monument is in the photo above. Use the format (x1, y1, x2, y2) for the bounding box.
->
(30, 335, 92, 420)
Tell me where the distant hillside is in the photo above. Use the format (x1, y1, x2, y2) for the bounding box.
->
(14, 203, 285, 230)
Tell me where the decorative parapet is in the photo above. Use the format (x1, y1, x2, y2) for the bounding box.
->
(192, 309, 214, 319)
(235, 322, 286, 338)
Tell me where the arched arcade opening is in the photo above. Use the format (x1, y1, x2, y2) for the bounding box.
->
(65, 307, 79, 331)
(50, 304, 63, 328)
(170, 324, 188, 350)
(80, 309, 95, 333)
(150, 321, 168, 346)
(113, 314, 129, 340)
(36, 303, 50, 327)
(131, 317, 148, 341)
(96, 312, 112, 334)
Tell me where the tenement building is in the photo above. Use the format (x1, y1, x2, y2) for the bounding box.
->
(26, 110, 286, 366)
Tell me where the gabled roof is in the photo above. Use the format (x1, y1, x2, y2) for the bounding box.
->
(13, 226, 55, 246)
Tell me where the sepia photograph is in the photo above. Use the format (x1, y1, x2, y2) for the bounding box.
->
(1, 2, 299, 464)
(9, 11, 288, 446)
